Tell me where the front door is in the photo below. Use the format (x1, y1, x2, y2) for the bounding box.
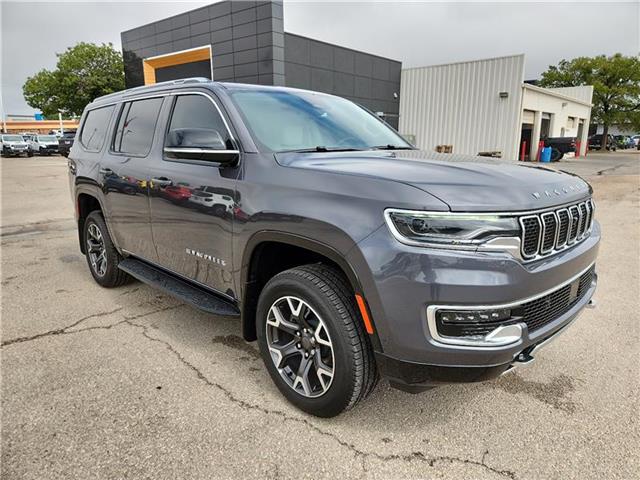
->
(148, 92, 239, 299)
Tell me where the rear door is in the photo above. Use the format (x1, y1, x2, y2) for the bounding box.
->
(148, 91, 239, 298)
(98, 96, 165, 261)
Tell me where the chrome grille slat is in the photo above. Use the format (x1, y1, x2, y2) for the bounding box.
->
(519, 199, 594, 260)
(540, 212, 557, 253)
(556, 208, 570, 247)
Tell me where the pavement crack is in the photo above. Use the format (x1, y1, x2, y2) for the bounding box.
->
(125, 319, 517, 479)
(1, 307, 124, 347)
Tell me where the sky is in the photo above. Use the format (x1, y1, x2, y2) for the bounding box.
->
(1, 0, 638, 116)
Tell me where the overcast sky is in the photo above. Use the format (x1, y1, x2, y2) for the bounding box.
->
(1, 1, 638, 115)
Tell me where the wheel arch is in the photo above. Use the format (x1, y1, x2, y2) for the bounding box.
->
(239, 231, 380, 349)
(75, 186, 119, 255)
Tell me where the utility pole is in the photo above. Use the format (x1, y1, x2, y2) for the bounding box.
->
(58, 110, 64, 135)
(0, 92, 6, 133)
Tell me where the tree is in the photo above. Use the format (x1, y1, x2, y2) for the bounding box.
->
(23, 42, 125, 117)
(539, 54, 640, 150)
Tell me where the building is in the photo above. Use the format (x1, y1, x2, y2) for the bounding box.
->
(121, 0, 401, 127)
(399, 55, 593, 160)
(1, 119, 79, 134)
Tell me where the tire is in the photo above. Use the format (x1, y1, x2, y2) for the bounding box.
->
(83, 211, 131, 288)
(256, 264, 378, 417)
(27, 151, 33, 157)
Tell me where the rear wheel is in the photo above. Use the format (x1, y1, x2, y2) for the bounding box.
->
(83, 211, 131, 288)
(256, 264, 378, 417)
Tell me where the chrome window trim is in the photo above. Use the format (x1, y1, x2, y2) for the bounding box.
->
(426, 261, 596, 350)
(164, 147, 240, 155)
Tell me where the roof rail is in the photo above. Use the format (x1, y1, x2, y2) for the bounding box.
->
(94, 77, 212, 103)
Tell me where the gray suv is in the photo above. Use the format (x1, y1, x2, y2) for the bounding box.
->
(67, 78, 599, 417)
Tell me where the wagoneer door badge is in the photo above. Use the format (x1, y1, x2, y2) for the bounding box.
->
(185, 248, 226, 266)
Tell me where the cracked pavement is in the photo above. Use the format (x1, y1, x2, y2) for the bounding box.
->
(1, 153, 639, 479)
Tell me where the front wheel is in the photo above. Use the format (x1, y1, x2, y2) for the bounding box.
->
(256, 264, 378, 417)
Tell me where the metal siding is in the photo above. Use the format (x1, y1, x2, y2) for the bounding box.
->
(546, 86, 594, 104)
(399, 55, 525, 161)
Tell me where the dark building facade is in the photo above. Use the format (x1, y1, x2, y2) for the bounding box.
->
(120, 1, 401, 127)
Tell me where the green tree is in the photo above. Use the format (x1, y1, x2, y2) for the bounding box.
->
(23, 42, 125, 117)
(539, 54, 640, 150)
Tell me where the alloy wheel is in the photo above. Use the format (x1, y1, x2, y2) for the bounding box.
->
(266, 296, 335, 398)
(86, 223, 107, 277)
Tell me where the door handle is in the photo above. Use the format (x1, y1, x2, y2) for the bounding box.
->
(151, 177, 172, 187)
(99, 167, 113, 175)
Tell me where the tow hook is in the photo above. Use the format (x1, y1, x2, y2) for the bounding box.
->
(515, 350, 535, 366)
(586, 299, 596, 309)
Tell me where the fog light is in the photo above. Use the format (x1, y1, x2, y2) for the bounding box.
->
(438, 308, 511, 324)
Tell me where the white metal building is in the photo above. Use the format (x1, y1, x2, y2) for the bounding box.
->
(399, 55, 593, 161)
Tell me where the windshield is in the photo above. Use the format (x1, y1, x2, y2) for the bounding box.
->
(38, 135, 58, 142)
(2, 135, 24, 142)
(230, 89, 411, 153)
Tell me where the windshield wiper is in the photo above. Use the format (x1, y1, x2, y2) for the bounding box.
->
(283, 146, 365, 153)
(371, 144, 414, 150)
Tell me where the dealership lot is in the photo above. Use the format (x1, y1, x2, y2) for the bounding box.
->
(1, 153, 638, 479)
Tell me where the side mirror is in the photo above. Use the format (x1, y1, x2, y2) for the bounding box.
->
(164, 128, 239, 166)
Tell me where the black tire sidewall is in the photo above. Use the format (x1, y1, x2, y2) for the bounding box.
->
(256, 272, 359, 417)
(83, 212, 122, 287)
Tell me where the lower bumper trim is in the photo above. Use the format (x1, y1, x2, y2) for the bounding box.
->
(375, 352, 511, 389)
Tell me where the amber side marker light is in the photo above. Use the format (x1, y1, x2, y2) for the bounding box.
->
(355, 294, 375, 335)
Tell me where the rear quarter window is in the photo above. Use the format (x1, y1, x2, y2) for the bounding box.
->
(79, 105, 115, 152)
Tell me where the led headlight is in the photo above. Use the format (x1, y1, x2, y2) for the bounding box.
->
(385, 209, 520, 248)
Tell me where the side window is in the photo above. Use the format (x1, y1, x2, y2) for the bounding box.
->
(165, 95, 234, 152)
(112, 97, 163, 156)
(80, 105, 114, 151)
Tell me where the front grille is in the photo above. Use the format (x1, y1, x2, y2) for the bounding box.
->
(520, 199, 594, 259)
(518, 266, 594, 332)
(435, 266, 595, 338)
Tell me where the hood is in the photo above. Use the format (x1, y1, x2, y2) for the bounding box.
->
(3, 141, 28, 147)
(275, 150, 591, 212)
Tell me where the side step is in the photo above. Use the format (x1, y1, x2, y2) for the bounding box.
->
(118, 258, 240, 317)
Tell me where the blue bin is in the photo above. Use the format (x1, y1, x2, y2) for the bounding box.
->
(540, 146, 552, 162)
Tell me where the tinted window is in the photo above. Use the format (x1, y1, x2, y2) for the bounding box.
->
(112, 97, 163, 156)
(229, 90, 409, 153)
(165, 95, 233, 150)
(79, 105, 114, 151)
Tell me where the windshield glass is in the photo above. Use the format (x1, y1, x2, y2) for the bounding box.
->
(2, 135, 24, 142)
(39, 135, 58, 142)
(230, 89, 411, 152)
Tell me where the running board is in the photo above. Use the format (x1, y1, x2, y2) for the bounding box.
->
(118, 258, 240, 317)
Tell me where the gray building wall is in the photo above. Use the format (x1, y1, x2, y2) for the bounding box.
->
(121, 0, 285, 88)
(283, 33, 401, 128)
(121, 1, 401, 128)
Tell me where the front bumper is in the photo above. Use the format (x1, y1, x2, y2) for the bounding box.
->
(348, 220, 600, 382)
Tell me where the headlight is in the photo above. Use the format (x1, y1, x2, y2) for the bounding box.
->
(385, 209, 520, 248)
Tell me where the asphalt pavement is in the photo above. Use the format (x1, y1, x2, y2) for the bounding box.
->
(1, 151, 638, 479)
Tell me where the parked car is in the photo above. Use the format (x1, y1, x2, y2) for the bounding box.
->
(161, 185, 192, 204)
(588, 134, 616, 151)
(188, 186, 234, 216)
(0, 134, 30, 157)
(632, 135, 640, 146)
(28, 134, 60, 155)
(543, 136, 576, 161)
(58, 131, 76, 157)
(68, 79, 600, 417)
